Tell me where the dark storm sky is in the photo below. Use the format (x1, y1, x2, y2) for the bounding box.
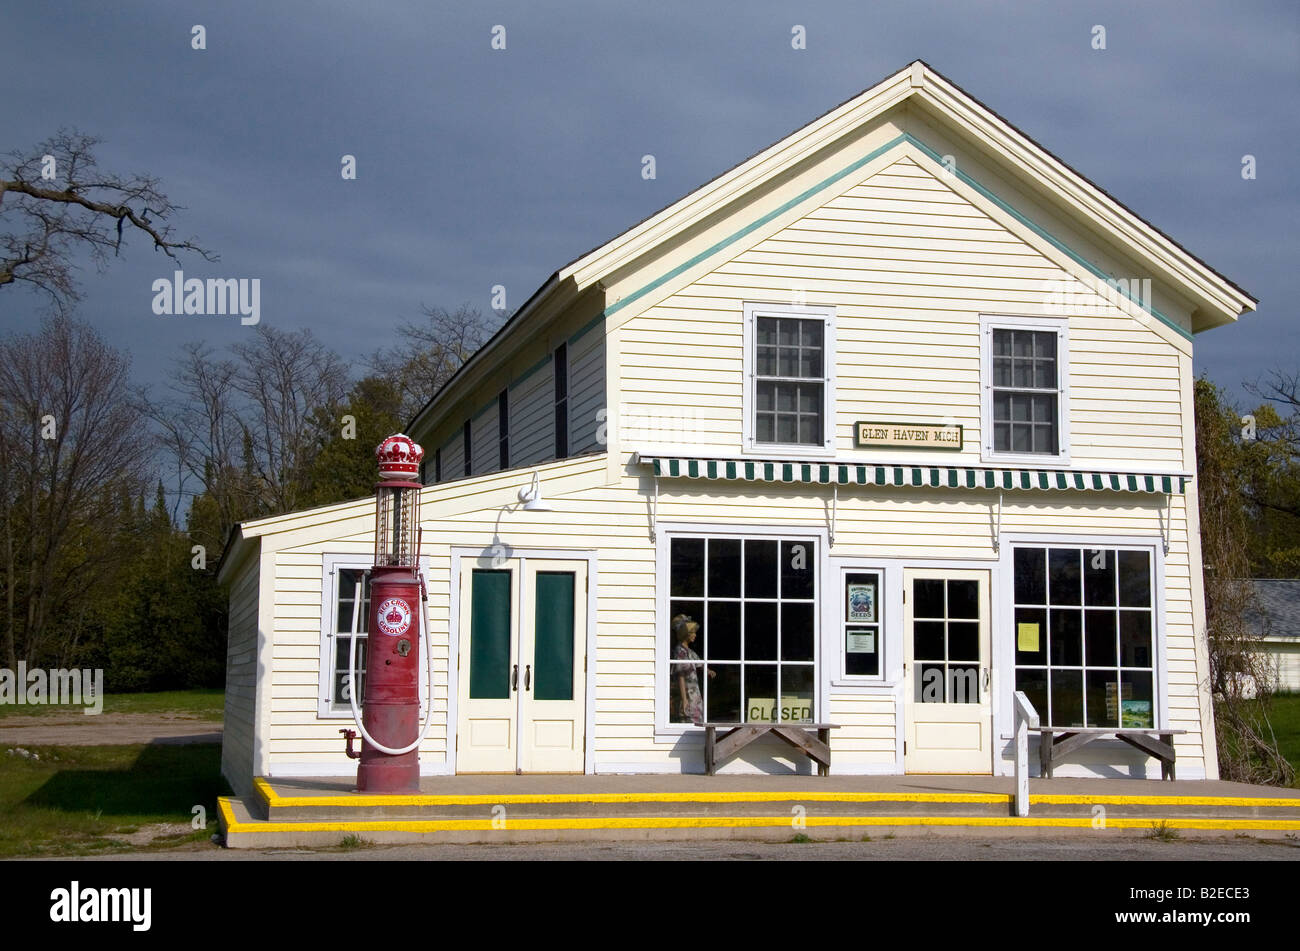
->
(2, 0, 1296, 410)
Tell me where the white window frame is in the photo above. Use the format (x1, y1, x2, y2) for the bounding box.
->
(829, 563, 896, 686)
(654, 523, 827, 737)
(979, 314, 1070, 466)
(318, 553, 432, 719)
(994, 532, 1168, 756)
(743, 302, 836, 457)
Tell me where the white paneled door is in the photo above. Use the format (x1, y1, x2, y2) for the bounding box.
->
(456, 558, 587, 773)
(903, 568, 993, 774)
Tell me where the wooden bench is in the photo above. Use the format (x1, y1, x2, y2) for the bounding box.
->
(703, 722, 839, 776)
(1031, 727, 1188, 780)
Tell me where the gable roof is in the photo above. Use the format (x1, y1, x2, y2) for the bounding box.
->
(409, 60, 1257, 435)
(1246, 580, 1300, 638)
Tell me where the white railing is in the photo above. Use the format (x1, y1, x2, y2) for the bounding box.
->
(1013, 690, 1040, 817)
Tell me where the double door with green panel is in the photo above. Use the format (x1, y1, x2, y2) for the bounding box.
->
(456, 558, 587, 773)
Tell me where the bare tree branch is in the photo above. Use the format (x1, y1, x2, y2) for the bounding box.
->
(0, 129, 217, 312)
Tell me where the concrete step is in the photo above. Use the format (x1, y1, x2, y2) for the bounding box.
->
(217, 778, 1300, 848)
(257, 796, 1300, 823)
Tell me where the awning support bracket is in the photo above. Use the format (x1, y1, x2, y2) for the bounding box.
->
(1160, 491, 1171, 555)
(649, 472, 659, 543)
(992, 489, 1003, 553)
(829, 481, 838, 548)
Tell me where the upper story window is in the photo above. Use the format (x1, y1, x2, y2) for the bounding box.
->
(554, 343, 569, 457)
(980, 315, 1069, 464)
(743, 303, 836, 455)
(463, 420, 472, 477)
(434, 447, 442, 483)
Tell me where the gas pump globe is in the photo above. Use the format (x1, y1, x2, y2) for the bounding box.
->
(341, 433, 429, 793)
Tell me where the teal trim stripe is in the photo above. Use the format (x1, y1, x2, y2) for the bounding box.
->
(567, 311, 606, 346)
(513, 352, 553, 389)
(603, 134, 910, 319)
(600, 132, 1193, 342)
(902, 135, 1193, 341)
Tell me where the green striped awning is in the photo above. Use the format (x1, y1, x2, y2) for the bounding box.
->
(637, 455, 1187, 494)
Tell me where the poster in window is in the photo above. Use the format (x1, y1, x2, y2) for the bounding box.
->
(1121, 700, 1152, 728)
(1016, 622, 1040, 652)
(846, 628, 876, 654)
(847, 581, 877, 622)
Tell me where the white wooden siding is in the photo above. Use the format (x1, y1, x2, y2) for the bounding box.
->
(439, 429, 465, 483)
(509, 359, 554, 467)
(569, 324, 606, 454)
(1268, 642, 1300, 692)
(619, 156, 1185, 469)
(220, 545, 261, 796)
(241, 450, 1206, 779)
(471, 403, 498, 475)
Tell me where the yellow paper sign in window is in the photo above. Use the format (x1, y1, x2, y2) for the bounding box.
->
(1017, 622, 1040, 652)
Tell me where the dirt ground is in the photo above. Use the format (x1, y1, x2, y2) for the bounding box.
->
(0, 713, 222, 747)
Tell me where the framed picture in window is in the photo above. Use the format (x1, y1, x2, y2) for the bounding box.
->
(847, 579, 877, 622)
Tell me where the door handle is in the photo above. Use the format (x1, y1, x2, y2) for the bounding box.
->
(525, 665, 531, 691)
(982, 667, 990, 690)
(511, 664, 518, 691)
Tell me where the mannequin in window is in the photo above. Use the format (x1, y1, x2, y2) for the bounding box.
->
(671, 614, 713, 725)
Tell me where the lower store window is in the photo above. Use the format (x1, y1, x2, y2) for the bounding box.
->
(667, 535, 817, 725)
(1013, 545, 1156, 728)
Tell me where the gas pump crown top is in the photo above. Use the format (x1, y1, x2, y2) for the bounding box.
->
(375, 434, 425, 480)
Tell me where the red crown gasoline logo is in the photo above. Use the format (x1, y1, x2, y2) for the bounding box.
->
(376, 433, 424, 479)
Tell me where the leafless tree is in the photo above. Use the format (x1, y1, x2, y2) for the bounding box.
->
(0, 129, 216, 313)
(147, 342, 247, 537)
(369, 303, 504, 424)
(0, 316, 152, 667)
(231, 326, 350, 515)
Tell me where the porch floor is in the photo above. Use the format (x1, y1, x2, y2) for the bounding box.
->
(262, 772, 1300, 801)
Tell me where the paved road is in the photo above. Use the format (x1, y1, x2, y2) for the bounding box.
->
(63, 834, 1300, 860)
(0, 713, 222, 746)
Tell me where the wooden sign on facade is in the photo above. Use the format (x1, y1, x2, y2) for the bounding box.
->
(854, 421, 964, 450)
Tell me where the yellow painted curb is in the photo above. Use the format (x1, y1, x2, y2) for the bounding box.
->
(221, 808, 1300, 837)
(252, 777, 1300, 811)
(1030, 793, 1300, 808)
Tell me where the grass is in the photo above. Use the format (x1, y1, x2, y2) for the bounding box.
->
(339, 834, 370, 850)
(1220, 692, 1300, 786)
(1146, 820, 1181, 842)
(0, 687, 224, 720)
(0, 743, 229, 856)
(1262, 692, 1300, 784)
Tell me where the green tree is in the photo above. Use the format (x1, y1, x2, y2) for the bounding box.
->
(1195, 378, 1293, 785)
(301, 375, 405, 508)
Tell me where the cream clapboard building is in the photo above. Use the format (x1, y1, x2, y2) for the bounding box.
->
(218, 62, 1256, 795)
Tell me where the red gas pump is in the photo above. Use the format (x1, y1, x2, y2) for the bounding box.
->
(340, 434, 431, 793)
